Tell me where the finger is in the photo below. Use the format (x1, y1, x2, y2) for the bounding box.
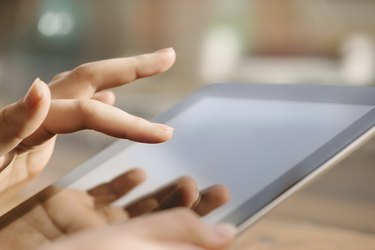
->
(50, 70, 70, 82)
(126, 185, 199, 218)
(50, 48, 176, 99)
(0, 79, 51, 155)
(24, 99, 174, 145)
(193, 185, 230, 216)
(38, 209, 236, 250)
(92, 90, 116, 105)
(149, 176, 197, 203)
(124, 197, 159, 218)
(99, 206, 129, 223)
(124, 176, 197, 217)
(125, 208, 236, 249)
(88, 168, 146, 205)
(157, 185, 200, 210)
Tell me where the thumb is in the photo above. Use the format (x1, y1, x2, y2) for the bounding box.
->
(0, 78, 51, 155)
(125, 209, 236, 249)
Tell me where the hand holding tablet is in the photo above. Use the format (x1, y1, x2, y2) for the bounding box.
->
(0, 48, 235, 250)
(1, 81, 375, 250)
(0, 168, 230, 250)
(55, 83, 375, 232)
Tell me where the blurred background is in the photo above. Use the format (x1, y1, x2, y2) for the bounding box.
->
(1, 0, 375, 247)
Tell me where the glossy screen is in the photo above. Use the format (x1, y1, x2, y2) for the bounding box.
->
(67, 97, 373, 223)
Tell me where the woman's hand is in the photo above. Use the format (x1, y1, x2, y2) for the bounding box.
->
(0, 48, 176, 199)
(40, 208, 236, 250)
(0, 168, 230, 250)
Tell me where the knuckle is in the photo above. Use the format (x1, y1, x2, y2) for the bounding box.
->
(76, 100, 97, 124)
(51, 71, 69, 82)
(133, 55, 144, 63)
(72, 63, 97, 82)
(76, 99, 91, 112)
(177, 176, 197, 187)
(127, 57, 141, 79)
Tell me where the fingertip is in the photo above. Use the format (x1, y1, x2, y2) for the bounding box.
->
(154, 47, 175, 59)
(159, 184, 200, 210)
(176, 176, 197, 188)
(118, 120, 174, 144)
(153, 123, 175, 142)
(0, 78, 51, 152)
(125, 168, 147, 184)
(163, 47, 176, 70)
(24, 78, 51, 109)
(150, 47, 176, 73)
(193, 185, 230, 217)
(111, 168, 147, 191)
(164, 47, 176, 63)
(208, 185, 231, 205)
(178, 184, 200, 207)
(153, 47, 174, 54)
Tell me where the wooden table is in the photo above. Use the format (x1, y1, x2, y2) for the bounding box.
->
(230, 216, 375, 250)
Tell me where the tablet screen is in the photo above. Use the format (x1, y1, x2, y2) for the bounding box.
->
(66, 95, 374, 225)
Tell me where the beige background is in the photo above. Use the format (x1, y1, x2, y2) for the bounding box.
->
(1, 1, 375, 248)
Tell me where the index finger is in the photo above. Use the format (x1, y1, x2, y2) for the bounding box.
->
(193, 185, 230, 216)
(50, 48, 176, 99)
(87, 168, 146, 206)
(124, 176, 198, 217)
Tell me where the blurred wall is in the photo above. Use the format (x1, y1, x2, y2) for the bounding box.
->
(0, 0, 375, 234)
(1, 0, 375, 107)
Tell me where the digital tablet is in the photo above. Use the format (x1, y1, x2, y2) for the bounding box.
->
(3, 83, 375, 232)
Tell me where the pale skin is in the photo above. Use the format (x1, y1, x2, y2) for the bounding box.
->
(0, 168, 230, 250)
(39, 208, 237, 250)
(0, 48, 177, 197)
(0, 48, 235, 250)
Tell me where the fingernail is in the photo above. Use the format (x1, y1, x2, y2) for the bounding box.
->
(153, 47, 174, 54)
(24, 78, 46, 109)
(154, 123, 175, 132)
(212, 223, 237, 239)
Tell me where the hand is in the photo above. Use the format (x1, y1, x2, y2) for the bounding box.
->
(39, 208, 236, 250)
(0, 168, 230, 250)
(0, 48, 176, 199)
(51, 208, 236, 250)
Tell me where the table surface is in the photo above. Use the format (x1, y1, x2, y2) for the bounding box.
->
(229, 216, 375, 250)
